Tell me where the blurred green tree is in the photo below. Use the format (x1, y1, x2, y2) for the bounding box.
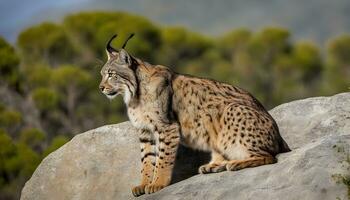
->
(0, 129, 40, 200)
(32, 87, 59, 112)
(19, 128, 46, 152)
(247, 27, 291, 106)
(0, 129, 17, 199)
(158, 27, 212, 72)
(0, 37, 20, 90)
(24, 64, 52, 90)
(324, 35, 350, 94)
(272, 42, 321, 104)
(217, 29, 253, 86)
(17, 23, 78, 66)
(218, 28, 252, 60)
(51, 65, 93, 133)
(0, 108, 22, 136)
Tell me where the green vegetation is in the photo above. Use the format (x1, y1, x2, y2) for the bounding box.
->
(0, 11, 349, 199)
(0, 37, 20, 91)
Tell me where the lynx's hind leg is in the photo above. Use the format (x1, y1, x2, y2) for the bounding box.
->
(226, 155, 276, 171)
(218, 103, 278, 171)
(198, 151, 227, 174)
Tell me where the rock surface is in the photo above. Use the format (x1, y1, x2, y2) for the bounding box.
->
(21, 93, 350, 200)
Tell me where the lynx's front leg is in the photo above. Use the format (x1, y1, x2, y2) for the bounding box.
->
(145, 123, 180, 194)
(132, 129, 156, 197)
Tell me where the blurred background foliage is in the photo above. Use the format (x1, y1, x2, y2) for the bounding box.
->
(0, 11, 349, 199)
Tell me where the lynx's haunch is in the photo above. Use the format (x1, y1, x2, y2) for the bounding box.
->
(99, 34, 291, 197)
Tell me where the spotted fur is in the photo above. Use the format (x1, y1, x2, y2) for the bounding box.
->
(99, 37, 290, 197)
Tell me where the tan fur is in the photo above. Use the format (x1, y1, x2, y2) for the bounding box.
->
(99, 45, 290, 197)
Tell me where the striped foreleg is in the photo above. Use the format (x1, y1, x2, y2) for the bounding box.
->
(144, 123, 180, 194)
(132, 129, 156, 197)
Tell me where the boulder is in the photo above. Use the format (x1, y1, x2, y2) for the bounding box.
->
(21, 93, 350, 200)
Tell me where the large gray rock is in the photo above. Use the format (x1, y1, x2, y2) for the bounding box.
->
(21, 93, 350, 200)
(20, 122, 141, 200)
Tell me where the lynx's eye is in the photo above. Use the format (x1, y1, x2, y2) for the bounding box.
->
(107, 71, 116, 78)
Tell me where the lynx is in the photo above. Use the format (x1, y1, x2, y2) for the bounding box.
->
(99, 34, 291, 197)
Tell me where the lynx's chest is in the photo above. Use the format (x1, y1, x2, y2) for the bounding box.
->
(127, 106, 154, 131)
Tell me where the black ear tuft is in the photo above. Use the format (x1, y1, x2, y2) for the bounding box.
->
(121, 33, 135, 49)
(106, 34, 118, 53)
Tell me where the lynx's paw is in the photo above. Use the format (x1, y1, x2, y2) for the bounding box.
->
(198, 163, 227, 174)
(144, 184, 165, 194)
(132, 184, 147, 197)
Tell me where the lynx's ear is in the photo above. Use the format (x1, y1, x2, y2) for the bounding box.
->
(106, 34, 118, 59)
(118, 49, 131, 65)
(118, 33, 135, 65)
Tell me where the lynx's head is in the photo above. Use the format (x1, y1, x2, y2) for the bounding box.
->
(99, 34, 137, 103)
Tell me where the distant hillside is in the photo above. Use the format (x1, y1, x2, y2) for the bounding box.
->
(1, 0, 350, 43)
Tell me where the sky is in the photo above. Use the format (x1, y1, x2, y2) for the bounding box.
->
(0, 0, 90, 42)
(1, 0, 350, 44)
